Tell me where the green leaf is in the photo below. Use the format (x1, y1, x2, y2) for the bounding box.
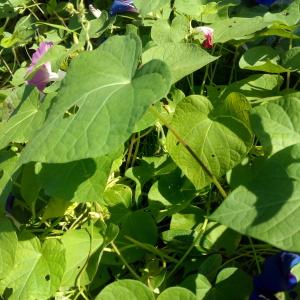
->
(20, 162, 41, 206)
(104, 184, 132, 224)
(42, 198, 71, 221)
(197, 222, 240, 254)
(134, 0, 169, 16)
(166, 93, 253, 189)
(149, 168, 195, 208)
(180, 274, 212, 300)
(281, 47, 300, 71)
(143, 43, 218, 84)
(211, 143, 300, 251)
(20, 34, 171, 164)
(197, 254, 222, 282)
(263, 0, 300, 26)
(0, 231, 65, 300)
(205, 268, 252, 299)
(0, 87, 49, 149)
(157, 287, 196, 300)
(151, 16, 189, 44)
(95, 279, 155, 300)
(39, 153, 119, 202)
(211, 17, 267, 43)
(221, 74, 283, 102)
(60, 228, 103, 287)
(239, 46, 289, 73)
(0, 218, 18, 280)
(121, 210, 158, 245)
(0, 150, 19, 212)
(170, 207, 205, 231)
(251, 92, 300, 155)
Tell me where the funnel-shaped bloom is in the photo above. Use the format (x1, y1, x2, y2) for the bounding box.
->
(250, 252, 300, 300)
(194, 26, 214, 49)
(27, 42, 64, 92)
(110, 0, 138, 16)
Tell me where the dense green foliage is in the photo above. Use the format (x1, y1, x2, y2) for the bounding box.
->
(0, 0, 300, 299)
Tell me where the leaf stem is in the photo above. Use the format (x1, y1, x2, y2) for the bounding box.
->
(248, 237, 261, 273)
(228, 46, 239, 85)
(166, 218, 209, 279)
(111, 241, 142, 280)
(149, 106, 227, 199)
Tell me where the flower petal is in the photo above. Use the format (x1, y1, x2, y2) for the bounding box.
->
(110, 0, 138, 16)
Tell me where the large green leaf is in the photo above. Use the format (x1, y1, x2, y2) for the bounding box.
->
(263, 0, 300, 26)
(60, 228, 103, 287)
(239, 46, 289, 73)
(157, 287, 196, 300)
(211, 143, 300, 251)
(95, 279, 155, 300)
(251, 92, 300, 155)
(143, 43, 218, 84)
(211, 17, 267, 43)
(0, 218, 18, 280)
(166, 93, 253, 189)
(0, 232, 65, 300)
(20, 34, 171, 164)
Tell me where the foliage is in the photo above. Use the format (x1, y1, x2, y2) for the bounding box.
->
(0, 0, 300, 299)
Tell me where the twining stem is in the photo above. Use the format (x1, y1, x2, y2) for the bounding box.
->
(167, 218, 209, 279)
(125, 134, 135, 170)
(248, 237, 262, 273)
(111, 241, 142, 280)
(131, 132, 140, 167)
(286, 36, 293, 89)
(228, 46, 239, 85)
(149, 106, 227, 199)
(124, 235, 178, 263)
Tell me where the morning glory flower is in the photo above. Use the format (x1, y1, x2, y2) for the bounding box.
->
(110, 0, 138, 16)
(250, 252, 300, 300)
(256, 0, 277, 6)
(194, 26, 214, 49)
(27, 41, 65, 92)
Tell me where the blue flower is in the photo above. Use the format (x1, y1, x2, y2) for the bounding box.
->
(250, 252, 300, 300)
(110, 0, 138, 16)
(256, 0, 277, 6)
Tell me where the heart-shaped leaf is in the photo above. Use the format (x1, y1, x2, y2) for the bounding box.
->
(251, 92, 300, 155)
(166, 93, 253, 189)
(95, 279, 155, 300)
(211, 143, 300, 251)
(21, 34, 171, 163)
(143, 43, 218, 84)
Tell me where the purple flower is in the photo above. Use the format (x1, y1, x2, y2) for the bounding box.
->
(256, 0, 277, 6)
(250, 252, 300, 300)
(110, 0, 138, 16)
(27, 42, 64, 92)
